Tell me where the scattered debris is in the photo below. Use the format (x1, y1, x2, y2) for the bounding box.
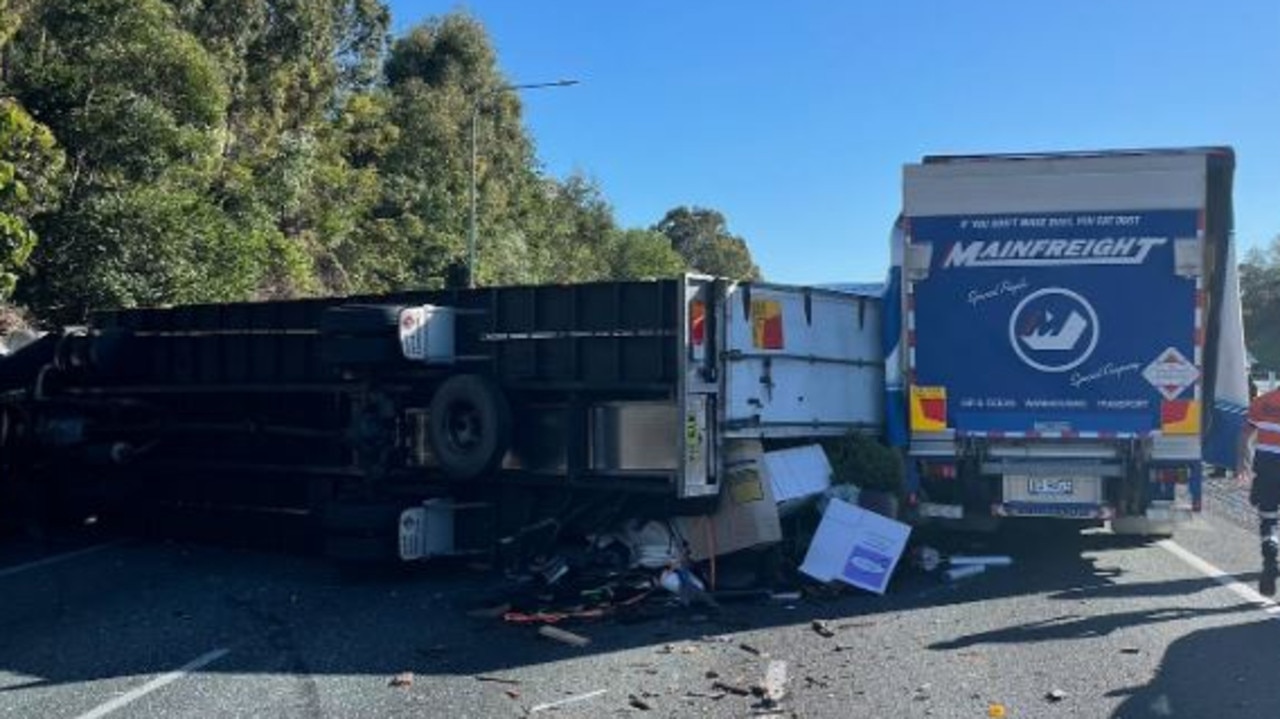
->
(943, 564, 986, 582)
(673, 442, 783, 561)
(712, 680, 752, 697)
(799, 498, 912, 595)
(1120, 646, 1142, 654)
(530, 689, 608, 714)
(950, 555, 1013, 567)
(766, 444, 834, 510)
(686, 690, 728, 701)
(1046, 688, 1069, 702)
(753, 660, 788, 708)
(389, 672, 414, 688)
(504, 689, 521, 700)
(529, 555, 570, 585)
(628, 694, 653, 711)
(738, 642, 765, 656)
(810, 619, 835, 638)
(912, 546, 943, 572)
(988, 702, 1007, 717)
(705, 670, 720, 680)
(609, 520, 684, 569)
(537, 625, 591, 647)
(475, 675, 521, 686)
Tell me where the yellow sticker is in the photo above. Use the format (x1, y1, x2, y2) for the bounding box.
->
(1161, 399, 1201, 435)
(685, 414, 702, 463)
(910, 385, 948, 431)
(728, 470, 765, 504)
(751, 299, 784, 349)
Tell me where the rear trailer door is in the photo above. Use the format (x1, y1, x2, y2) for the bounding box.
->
(721, 283, 884, 439)
(903, 151, 1214, 447)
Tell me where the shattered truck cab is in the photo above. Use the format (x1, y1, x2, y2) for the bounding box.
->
(893, 148, 1247, 533)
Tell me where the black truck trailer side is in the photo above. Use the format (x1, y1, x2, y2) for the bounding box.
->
(0, 275, 885, 560)
(0, 278, 726, 559)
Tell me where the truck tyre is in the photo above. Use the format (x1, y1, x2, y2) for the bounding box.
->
(428, 375, 511, 481)
(321, 305, 404, 335)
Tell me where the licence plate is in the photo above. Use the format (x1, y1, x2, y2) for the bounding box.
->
(1004, 475, 1101, 504)
(1028, 478, 1074, 495)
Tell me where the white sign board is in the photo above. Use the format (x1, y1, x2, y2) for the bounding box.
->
(799, 498, 911, 595)
(763, 444, 832, 505)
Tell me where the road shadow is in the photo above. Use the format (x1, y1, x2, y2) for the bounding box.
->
(929, 602, 1255, 650)
(1109, 618, 1280, 717)
(0, 520, 1253, 690)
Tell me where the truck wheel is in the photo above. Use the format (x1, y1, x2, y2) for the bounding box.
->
(428, 375, 511, 481)
(321, 305, 404, 335)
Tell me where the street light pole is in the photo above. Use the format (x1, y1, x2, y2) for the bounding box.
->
(467, 79, 579, 289)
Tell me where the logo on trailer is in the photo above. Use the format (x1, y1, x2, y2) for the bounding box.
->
(944, 237, 1167, 268)
(1008, 288, 1099, 373)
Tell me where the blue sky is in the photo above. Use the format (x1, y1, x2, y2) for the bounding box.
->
(392, 1, 1279, 283)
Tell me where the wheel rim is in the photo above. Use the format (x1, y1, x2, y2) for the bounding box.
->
(444, 401, 482, 452)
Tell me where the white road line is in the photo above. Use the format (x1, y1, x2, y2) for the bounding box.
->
(0, 541, 126, 580)
(1157, 539, 1280, 615)
(73, 647, 231, 719)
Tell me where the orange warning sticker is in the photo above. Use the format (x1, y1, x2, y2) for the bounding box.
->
(910, 385, 948, 432)
(751, 299, 784, 350)
(1160, 399, 1201, 435)
(689, 300, 706, 346)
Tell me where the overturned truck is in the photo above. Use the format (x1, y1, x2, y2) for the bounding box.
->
(0, 278, 883, 560)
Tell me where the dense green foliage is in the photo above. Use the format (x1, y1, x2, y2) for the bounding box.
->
(654, 206, 761, 281)
(1243, 237, 1280, 373)
(0, 98, 63, 300)
(0, 3, 759, 324)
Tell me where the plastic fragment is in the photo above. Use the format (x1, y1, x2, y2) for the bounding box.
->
(537, 625, 591, 647)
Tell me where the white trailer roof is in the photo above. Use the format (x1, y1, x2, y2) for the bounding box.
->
(903, 149, 1219, 216)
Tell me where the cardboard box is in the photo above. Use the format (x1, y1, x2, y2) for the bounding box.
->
(675, 441, 782, 561)
(799, 498, 911, 595)
(763, 444, 833, 517)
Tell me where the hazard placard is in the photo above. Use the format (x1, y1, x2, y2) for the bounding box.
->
(1142, 348, 1199, 400)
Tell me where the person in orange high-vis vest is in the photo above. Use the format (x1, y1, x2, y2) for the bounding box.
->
(1246, 387, 1280, 595)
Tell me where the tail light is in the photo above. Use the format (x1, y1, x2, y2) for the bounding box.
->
(1151, 467, 1190, 484)
(921, 462, 957, 480)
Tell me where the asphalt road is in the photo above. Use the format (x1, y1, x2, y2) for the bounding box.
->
(2, 482, 1278, 719)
